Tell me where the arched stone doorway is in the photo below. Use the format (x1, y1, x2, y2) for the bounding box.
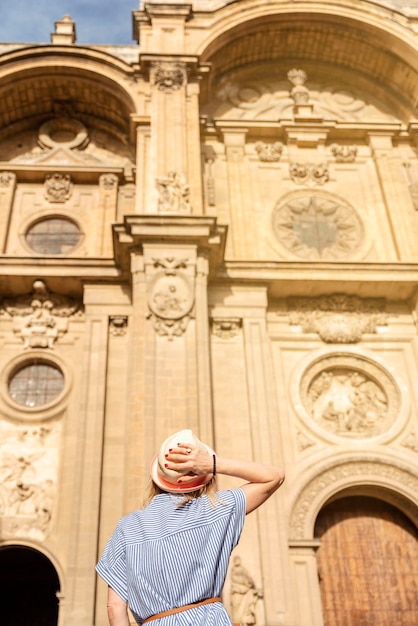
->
(0, 545, 60, 626)
(315, 495, 418, 626)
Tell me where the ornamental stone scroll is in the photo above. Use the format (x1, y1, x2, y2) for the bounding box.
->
(287, 293, 388, 343)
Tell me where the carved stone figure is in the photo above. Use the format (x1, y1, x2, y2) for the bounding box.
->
(287, 68, 309, 104)
(231, 556, 263, 626)
(156, 171, 191, 213)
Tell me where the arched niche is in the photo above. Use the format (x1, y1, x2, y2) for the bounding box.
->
(289, 456, 418, 542)
(0, 49, 138, 165)
(0, 544, 62, 626)
(199, 11, 418, 123)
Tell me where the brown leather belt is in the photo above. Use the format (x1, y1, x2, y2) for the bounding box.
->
(142, 597, 224, 623)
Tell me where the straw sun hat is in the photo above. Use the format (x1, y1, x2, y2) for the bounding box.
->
(150, 429, 215, 493)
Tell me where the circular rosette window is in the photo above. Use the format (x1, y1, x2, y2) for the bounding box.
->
(0, 352, 72, 421)
(147, 273, 194, 320)
(272, 192, 364, 260)
(297, 353, 403, 439)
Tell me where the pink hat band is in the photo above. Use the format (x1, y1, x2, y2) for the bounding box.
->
(150, 429, 215, 494)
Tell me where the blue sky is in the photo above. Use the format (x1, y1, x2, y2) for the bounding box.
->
(0, 0, 139, 45)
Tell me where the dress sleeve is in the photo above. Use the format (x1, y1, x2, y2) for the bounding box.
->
(219, 488, 247, 548)
(96, 521, 128, 602)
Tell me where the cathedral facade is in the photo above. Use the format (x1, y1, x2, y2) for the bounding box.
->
(0, 1, 418, 625)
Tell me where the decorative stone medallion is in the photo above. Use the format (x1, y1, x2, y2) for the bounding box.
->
(148, 273, 193, 321)
(298, 353, 401, 438)
(272, 192, 363, 260)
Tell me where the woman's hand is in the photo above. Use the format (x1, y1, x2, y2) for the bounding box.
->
(164, 442, 213, 484)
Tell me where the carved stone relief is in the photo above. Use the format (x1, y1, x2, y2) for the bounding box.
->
(44, 173, 73, 203)
(330, 144, 358, 163)
(109, 316, 128, 336)
(156, 171, 191, 213)
(287, 294, 387, 343)
(230, 555, 263, 626)
(205, 66, 398, 122)
(255, 141, 283, 162)
(272, 193, 364, 260)
(147, 258, 194, 339)
(8, 113, 134, 167)
(152, 61, 186, 93)
(1, 279, 83, 349)
(211, 317, 242, 339)
(205, 157, 216, 206)
(402, 431, 418, 452)
(299, 353, 400, 438)
(100, 173, 119, 191)
(296, 430, 315, 452)
(0, 420, 60, 540)
(0, 172, 16, 188)
(289, 459, 418, 540)
(289, 162, 329, 186)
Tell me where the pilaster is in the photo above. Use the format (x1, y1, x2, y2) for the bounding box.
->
(288, 540, 324, 626)
(0, 172, 16, 252)
(139, 55, 206, 215)
(65, 286, 110, 626)
(368, 132, 409, 261)
(114, 216, 226, 511)
(219, 127, 256, 257)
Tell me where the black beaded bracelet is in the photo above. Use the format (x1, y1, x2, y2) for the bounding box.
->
(212, 454, 217, 477)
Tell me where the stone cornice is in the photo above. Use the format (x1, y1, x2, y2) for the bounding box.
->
(113, 215, 227, 277)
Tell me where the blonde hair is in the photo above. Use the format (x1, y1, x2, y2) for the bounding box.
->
(143, 478, 219, 507)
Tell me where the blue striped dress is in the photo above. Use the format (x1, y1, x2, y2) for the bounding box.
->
(96, 488, 246, 625)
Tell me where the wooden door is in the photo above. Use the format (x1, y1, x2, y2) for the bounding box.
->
(315, 496, 418, 626)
